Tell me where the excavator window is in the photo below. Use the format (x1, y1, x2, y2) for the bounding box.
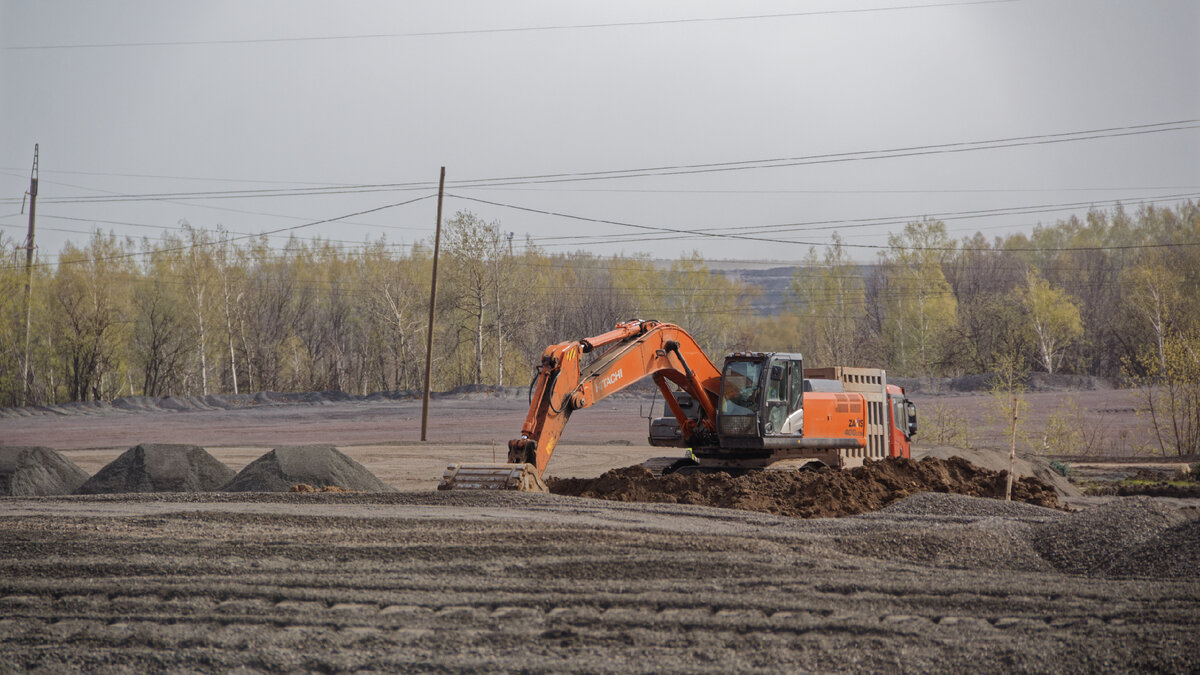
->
(764, 358, 807, 435)
(719, 360, 763, 416)
(788, 360, 804, 413)
(767, 365, 784, 400)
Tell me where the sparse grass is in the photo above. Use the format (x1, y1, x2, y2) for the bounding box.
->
(1048, 460, 1071, 478)
(924, 403, 973, 448)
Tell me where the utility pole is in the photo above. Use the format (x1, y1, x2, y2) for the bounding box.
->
(20, 144, 39, 407)
(420, 167, 446, 441)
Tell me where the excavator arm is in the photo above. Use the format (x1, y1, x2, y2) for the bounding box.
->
(438, 320, 722, 490)
(508, 320, 723, 475)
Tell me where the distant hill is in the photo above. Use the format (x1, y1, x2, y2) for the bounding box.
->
(716, 263, 877, 316)
(718, 266, 797, 315)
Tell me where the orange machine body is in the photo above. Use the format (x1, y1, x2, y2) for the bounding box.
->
(506, 320, 906, 477)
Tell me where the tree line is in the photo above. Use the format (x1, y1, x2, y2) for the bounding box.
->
(1, 203, 1197, 453)
(0, 211, 757, 406)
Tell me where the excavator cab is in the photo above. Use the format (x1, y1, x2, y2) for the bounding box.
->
(716, 353, 805, 444)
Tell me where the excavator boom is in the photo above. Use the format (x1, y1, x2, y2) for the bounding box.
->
(439, 320, 720, 490)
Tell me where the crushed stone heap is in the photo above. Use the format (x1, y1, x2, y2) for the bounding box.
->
(0, 446, 90, 496)
(77, 443, 235, 494)
(221, 444, 397, 493)
(548, 456, 1060, 518)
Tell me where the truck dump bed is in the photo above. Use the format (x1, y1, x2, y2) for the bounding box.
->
(804, 367, 890, 464)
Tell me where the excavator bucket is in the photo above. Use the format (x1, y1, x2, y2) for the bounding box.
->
(437, 463, 548, 492)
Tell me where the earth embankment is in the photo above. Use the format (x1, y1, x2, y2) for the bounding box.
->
(549, 456, 1060, 517)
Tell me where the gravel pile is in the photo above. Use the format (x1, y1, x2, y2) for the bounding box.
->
(76, 444, 235, 494)
(1031, 496, 1192, 577)
(221, 444, 397, 493)
(0, 446, 90, 496)
(878, 491, 1065, 520)
(1103, 518, 1200, 578)
(830, 521, 1055, 573)
(819, 492, 1200, 578)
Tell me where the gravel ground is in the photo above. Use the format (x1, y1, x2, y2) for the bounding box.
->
(1, 491, 1197, 673)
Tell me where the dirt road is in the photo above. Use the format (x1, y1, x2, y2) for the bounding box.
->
(2, 492, 1197, 672)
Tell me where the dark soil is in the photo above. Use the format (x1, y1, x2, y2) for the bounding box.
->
(221, 444, 397, 493)
(548, 456, 1060, 517)
(0, 446, 89, 496)
(1116, 482, 1200, 498)
(0, 491, 1196, 673)
(76, 444, 234, 494)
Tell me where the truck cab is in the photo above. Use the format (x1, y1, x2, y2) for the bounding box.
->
(887, 385, 917, 457)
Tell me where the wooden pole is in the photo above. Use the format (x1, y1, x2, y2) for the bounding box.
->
(1006, 390, 1017, 501)
(20, 144, 39, 407)
(420, 167, 446, 441)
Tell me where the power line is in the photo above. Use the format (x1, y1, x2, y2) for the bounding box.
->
(5, 165, 1192, 195)
(0, 195, 436, 271)
(37, 212, 427, 235)
(444, 121, 1200, 189)
(3, 1, 1018, 50)
(449, 193, 1200, 252)
(0, 170, 434, 237)
(4, 120, 1195, 207)
(7, 182, 431, 205)
(0, 218, 424, 253)
(0, 167, 352, 187)
(460, 184, 1200, 196)
(524, 193, 1200, 243)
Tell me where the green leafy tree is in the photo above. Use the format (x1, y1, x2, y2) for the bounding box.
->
(941, 234, 1029, 374)
(360, 241, 429, 392)
(790, 234, 865, 365)
(1122, 251, 1183, 371)
(133, 241, 194, 396)
(878, 220, 958, 375)
(654, 252, 759, 359)
(989, 352, 1029, 499)
(1020, 269, 1083, 374)
(48, 233, 136, 401)
(442, 211, 506, 386)
(1126, 332, 1200, 457)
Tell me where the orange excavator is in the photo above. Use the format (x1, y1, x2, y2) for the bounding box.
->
(438, 319, 916, 490)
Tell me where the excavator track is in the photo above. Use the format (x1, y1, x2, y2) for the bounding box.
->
(640, 456, 682, 476)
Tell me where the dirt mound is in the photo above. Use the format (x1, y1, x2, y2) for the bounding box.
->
(76, 444, 235, 494)
(548, 456, 1059, 518)
(915, 445, 1081, 498)
(0, 446, 90, 496)
(221, 444, 397, 493)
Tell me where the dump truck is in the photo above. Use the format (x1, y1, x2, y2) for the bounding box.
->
(439, 319, 916, 490)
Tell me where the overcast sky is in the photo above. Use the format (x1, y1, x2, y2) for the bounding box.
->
(1, 0, 1197, 266)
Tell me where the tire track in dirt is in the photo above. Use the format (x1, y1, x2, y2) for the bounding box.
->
(1, 494, 1198, 672)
